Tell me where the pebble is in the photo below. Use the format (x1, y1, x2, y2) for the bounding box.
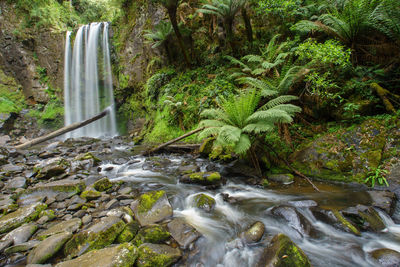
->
(82, 214, 92, 225)
(105, 199, 119, 210)
(63, 214, 73, 221)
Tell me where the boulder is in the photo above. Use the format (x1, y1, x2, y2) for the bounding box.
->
(64, 216, 125, 258)
(0, 203, 46, 234)
(27, 232, 72, 264)
(242, 221, 265, 244)
(367, 191, 397, 216)
(342, 205, 385, 232)
(80, 189, 101, 200)
(369, 248, 400, 267)
(18, 179, 86, 204)
(167, 218, 200, 249)
(271, 206, 316, 237)
(133, 225, 170, 246)
(93, 177, 113, 192)
(131, 191, 173, 226)
(4, 240, 40, 254)
(1, 223, 37, 245)
(193, 194, 216, 212)
(56, 243, 138, 267)
(34, 157, 69, 179)
(5, 177, 26, 189)
(256, 233, 311, 267)
(311, 208, 360, 236)
(137, 243, 182, 267)
(38, 218, 82, 240)
(116, 221, 140, 243)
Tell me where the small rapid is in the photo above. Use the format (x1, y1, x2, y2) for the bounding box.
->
(100, 152, 400, 267)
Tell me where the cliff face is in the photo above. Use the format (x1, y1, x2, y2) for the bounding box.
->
(0, 1, 64, 103)
(112, 1, 166, 90)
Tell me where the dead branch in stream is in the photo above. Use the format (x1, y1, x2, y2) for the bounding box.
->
(142, 127, 205, 155)
(15, 109, 109, 150)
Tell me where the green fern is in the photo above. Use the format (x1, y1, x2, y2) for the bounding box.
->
(198, 89, 300, 155)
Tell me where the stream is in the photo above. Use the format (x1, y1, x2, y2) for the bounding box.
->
(99, 144, 400, 267)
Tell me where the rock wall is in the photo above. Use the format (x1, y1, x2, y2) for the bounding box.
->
(0, 1, 64, 103)
(113, 1, 166, 89)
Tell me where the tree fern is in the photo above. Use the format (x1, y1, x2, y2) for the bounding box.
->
(197, 89, 301, 156)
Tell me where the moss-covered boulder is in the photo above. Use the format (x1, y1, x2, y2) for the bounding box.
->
(131, 191, 173, 226)
(180, 172, 222, 186)
(56, 243, 138, 267)
(342, 205, 385, 232)
(137, 243, 182, 267)
(27, 232, 72, 264)
(75, 152, 101, 165)
(80, 189, 101, 200)
(256, 233, 311, 267)
(38, 218, 82, 240)
(93, 177, 113, 192)
(63, 216, 125, 258)
(0, 203, 47, 234)
(332, 210, 361, 236)
(193, 194, 216, 212)
(291, 118, 389, 183)
(18, 179, 86, 204)
(133, 225, 170, 246)
(34, 157, 69, 179)
(116, 221, 140, 243)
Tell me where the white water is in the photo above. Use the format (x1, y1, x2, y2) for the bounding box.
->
(64, 22, 117, 138)
(99, 153, 400, 267)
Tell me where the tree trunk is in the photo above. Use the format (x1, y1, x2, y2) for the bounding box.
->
(224, 17, 236, 53)
(241, 8, 253, 43)
(164, 42, 171, 64)
(15, 109, 109, 150)
(167, 7, 191, 67)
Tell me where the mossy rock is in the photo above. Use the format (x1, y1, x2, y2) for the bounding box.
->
(34, 157, 70, 179)
(199, 137, 214, 157)
(38, 218, 82, 240)
(39, 209, 56, 221)
(63, 216, 126, 258)
(256, 233, 311, 267)
(268, 173, 294, 185)
(369, 248, 400, 267)
(291, 118, 390, 183)
(137, 243, 182, 267)
(193, 194, 216, 212)
(180, 172, 222, 186)
(27, 232, 72, 264)
(56, 243, 138, 267)
(332, 210, 361, 236)
(93, 177, 113, 192)
(131, 190, 173, 226)
(0, 203, 47, 234)
(80, 189, 101, 200)
(133, 225, 170, 246)
(75, 152, 101, 164)
(117, 221, 140, 243)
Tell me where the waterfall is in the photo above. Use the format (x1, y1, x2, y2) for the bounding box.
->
(64, 22, 118, 138)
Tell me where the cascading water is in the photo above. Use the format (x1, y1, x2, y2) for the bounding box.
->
(64, 22, 117, 138)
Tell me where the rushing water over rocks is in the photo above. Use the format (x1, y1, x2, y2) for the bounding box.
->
(0, 137, 399, 266)
(63, 23, 117, 138)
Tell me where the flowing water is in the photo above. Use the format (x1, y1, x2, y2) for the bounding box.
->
(99, 148, 400, 267)
(63, 22, 117, 138)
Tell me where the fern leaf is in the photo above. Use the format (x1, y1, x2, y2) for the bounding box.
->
(263, 95, 299, 108)
(234, 133, 251, 155)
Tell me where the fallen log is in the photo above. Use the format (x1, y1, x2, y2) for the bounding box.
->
(143, 127, 205, 155)
(15, 109, 109, 150)
(371, 83, 397, 114)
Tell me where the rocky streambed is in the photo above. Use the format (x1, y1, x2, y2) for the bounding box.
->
(0, 137, 400, 267)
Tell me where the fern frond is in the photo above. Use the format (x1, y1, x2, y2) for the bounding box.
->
(246, 109, 293, 124)
(198, 120, 226, 128)
(217, 125, 241, 144)
(198, 127, 220, 140)
(270, 104, 302, 116)
(242, 122, 274, 134)
(263, 95, 299, 108)
(234, 133, 251, 155)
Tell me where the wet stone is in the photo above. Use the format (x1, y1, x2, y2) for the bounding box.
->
(38, 218, 82, 240)
(0, 203, 46, 234)
(193, 194, 216, 212)
(271, 206, 316, 238)
(370, 248, 400, 267)
(55, 243, 138, 267)
(27, 232, 72, 264)
(1, 223, 37, 245)
(137, 243, 182, 267)
(4, 240, 40, 254)
(288, 200, 318, 208)
(268, 173, 294, 185)
(5, 177, 26, 189)
(131, 191, 173, 226)
(367, 191, 396, 216)
(105, 199, 119, 210)
(242, 221, 265, 244)
(82, 214, 92, 225)
(167, 218, 201, 248)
